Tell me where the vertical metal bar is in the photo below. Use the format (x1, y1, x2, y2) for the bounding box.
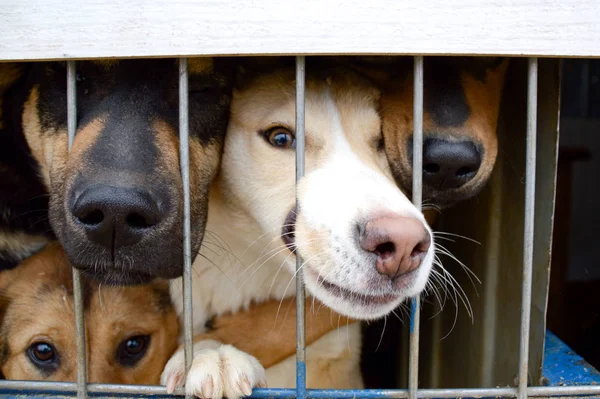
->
(179, 58, 194, 399)
(518, 57, 538, 399)
(295, 55, 306, 399)
(67, 60, 88, 399)
(409, 55, 424, 399)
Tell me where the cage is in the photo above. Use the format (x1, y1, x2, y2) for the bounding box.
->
(0, 1, 599, 399)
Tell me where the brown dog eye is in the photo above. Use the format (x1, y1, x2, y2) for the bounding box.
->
(27, 342, 59, 374)
(264, 127, 296, 149)
(117, 335, 150, 367)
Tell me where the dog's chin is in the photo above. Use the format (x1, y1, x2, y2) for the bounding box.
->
(64, 248, 184, 285)
(77, 266, 157, 286)
(398, 173, 491, 209)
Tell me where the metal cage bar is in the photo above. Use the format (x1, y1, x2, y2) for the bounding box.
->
(295, 55, 307, 399)
(179, 57, 194, 399)
(518, 57, 539, 399)
(408, 55, 424, 399)
(67, 60, 88, 399)
(1, 380, 600, 398)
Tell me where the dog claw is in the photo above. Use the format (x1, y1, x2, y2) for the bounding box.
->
(239, 376, 253, 396)
(201, 378, 214, 398)
(166, 373, 184, 394)
(256, 379, 268, 389)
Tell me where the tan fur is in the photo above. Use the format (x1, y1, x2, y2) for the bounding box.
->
(21, 87, 49, 184)
(188, 58, 214, 75)
(191, 297, 357, 370)
(0, 230, 48, 261)
(0, 244, 179, 384)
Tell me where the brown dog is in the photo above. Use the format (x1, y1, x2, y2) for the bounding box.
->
(0, 244, 179, 383)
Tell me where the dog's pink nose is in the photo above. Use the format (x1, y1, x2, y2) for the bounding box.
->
(359, 216, 431, 279)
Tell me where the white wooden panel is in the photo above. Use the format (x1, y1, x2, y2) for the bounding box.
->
(0, 0, 599, 60)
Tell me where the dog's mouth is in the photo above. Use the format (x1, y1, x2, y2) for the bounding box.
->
(281, 206, 297, 252)
(305, 267, 400, 306)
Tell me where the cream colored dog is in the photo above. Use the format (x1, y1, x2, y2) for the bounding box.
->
(162, 66, 435, 398)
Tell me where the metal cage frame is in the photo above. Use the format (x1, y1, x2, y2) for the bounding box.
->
(0, 54, 597, 399)
(1, 1, 600, 398)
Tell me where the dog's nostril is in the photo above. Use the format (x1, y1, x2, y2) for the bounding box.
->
(360, 215, 429, 279)
(456, 166, 474, 178)
(424, 163, 440, 174)
(70, 184, 164, 249)
(411, 234, 431, 258)
(126, 213, 155, 229)
(77, 209, 104, 226)
(375, 242, 395, 259)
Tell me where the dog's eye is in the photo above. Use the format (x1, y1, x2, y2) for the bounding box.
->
(117, 335, 151, 367)
(27, 342, 59, 373)
(263, 127, 296, 149)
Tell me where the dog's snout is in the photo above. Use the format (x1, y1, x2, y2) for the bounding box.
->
(72, 185, 162, 249)
(359, 216, 430, 279)
(421, 138, 481, 190)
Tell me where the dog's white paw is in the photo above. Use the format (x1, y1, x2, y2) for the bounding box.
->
(161, 344, 267, 399)
(161, 347, 187, 394)
(186, 345, 267, 399)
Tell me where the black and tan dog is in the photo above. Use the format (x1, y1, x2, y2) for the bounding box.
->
(0, 59, 234, 283)
(347, 56, 509, 209)
(0, 244, 179, 383)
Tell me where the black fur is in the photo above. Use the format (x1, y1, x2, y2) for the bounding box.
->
(0, 63, 52, 270)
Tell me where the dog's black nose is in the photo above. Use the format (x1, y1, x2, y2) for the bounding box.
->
(421, 138, 481, 190)
(71, 185, 162, 249)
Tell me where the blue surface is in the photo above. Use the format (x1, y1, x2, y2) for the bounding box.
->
(543, 330, 600, 386)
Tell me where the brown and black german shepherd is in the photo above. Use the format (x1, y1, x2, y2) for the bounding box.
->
(0, 59, 234, 284)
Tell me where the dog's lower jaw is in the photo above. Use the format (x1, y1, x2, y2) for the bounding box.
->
(299, 249, 435, 321)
